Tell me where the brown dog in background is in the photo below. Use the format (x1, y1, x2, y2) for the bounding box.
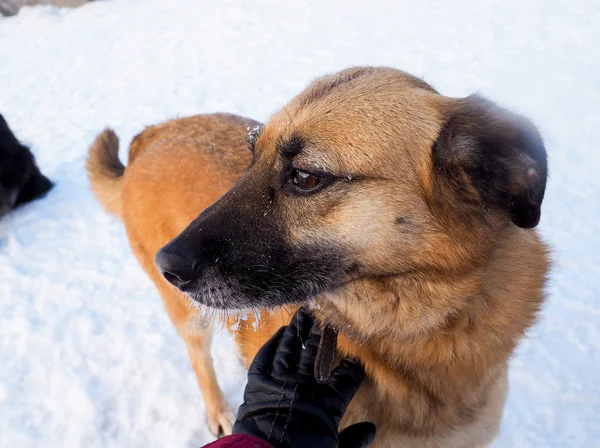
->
(87, 113, 256, 436)
(87, 67, 549, 447)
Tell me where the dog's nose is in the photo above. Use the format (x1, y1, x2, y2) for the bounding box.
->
(155, 245, 198, 289)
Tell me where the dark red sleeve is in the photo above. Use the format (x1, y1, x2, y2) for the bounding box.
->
(200, 434, 275, 448)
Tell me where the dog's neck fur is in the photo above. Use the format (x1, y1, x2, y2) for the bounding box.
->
(316, 226, 548, 436)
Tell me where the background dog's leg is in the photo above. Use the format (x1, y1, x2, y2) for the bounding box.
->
(183, 329, 235, 437)
(156, 283, 233, 437)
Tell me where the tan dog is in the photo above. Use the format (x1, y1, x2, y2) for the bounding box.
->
(87, 67, 549, 447)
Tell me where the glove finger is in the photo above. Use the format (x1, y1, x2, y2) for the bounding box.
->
(297, 311, 321, 377)
(272, 307, 314, 376)
(329, 358, 366, 404)
(338, 422, 377, 448)
(248, 325, 286, 376)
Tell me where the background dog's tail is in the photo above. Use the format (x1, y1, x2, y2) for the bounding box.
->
(86, 129, 125, 219)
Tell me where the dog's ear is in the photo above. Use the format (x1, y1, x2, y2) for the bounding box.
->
(15, 166, 53, 206)
(432, 95, 547, 229)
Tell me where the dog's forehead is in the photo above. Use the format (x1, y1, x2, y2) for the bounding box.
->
(257, 68, 444, 175)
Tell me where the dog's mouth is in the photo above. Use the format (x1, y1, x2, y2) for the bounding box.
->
(156, 226, 352, 379)
(179, 260, 359, 312)
(178, 262, 344, 383)
(194, 270, 344, 382)
(183, 271, 339, 310)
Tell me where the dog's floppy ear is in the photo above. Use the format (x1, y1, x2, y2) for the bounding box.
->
(432, 95, 547, 228)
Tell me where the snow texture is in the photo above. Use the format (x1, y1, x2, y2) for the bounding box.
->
(0, 0, 599, 446)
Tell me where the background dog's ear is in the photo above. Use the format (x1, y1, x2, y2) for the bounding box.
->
(15, 167, 53, 206)
(433, 95, 547, 229)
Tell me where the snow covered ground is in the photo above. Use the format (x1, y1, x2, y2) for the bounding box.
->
(0, 0, 598, 446)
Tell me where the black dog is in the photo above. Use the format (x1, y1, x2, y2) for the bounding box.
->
(0, 114, 53, 217)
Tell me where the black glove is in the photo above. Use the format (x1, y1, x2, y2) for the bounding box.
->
(232, 308, 376, 448)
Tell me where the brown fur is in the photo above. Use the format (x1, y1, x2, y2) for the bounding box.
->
(87, 113, 258, 435)
(87, 67, 549, 447)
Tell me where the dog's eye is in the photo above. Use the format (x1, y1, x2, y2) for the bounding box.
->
(292, 170, 323, 190)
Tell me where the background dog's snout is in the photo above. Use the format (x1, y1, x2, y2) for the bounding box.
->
(155, 245, 198, 288)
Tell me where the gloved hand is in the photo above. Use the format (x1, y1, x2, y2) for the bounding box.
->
(232, 308, 376, 448)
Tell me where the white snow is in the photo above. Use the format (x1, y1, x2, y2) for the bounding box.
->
(0, 0, 599, 446)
